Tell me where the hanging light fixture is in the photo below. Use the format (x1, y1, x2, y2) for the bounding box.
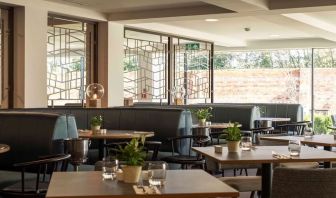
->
(86, 83, 104, 108)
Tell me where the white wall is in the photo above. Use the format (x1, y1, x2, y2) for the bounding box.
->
(0, 0, 127, 108)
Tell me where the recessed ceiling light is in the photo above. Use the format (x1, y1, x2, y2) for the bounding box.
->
(269, 34, 280, 37)
(205, 19, 218, 22)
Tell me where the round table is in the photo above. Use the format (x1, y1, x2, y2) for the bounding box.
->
(0, 144, 10, 154)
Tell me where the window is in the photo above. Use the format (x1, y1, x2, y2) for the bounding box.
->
(47, 15, 96, 106)
(123, 28, 213, 104)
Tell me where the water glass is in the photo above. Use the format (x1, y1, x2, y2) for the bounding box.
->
(241, 136, 252, 151)
(304, 127, 313, 138)
(288, 139, 301, 156)
(147, 162, 168, 187)
(102, 157, 118, 180)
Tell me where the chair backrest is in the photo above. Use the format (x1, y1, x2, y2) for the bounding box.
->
(15, 154, 71, 193)
(272, 168, 336, 198)
(168, 135, 208, 156)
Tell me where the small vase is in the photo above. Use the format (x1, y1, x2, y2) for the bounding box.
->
(227, 141, 240, 152)
(122, 166, 142, 183)
(199, 119, 206, 126)
(91, 125, 101, 133)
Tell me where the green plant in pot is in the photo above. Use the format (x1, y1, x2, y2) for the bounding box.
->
(191, 107, 212, 126)
(90, 115, 103, 132)
(225, 122, 241, 152)
(118, 136, 146, 183)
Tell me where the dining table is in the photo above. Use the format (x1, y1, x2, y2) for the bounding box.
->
(192, 145, 336, 198)
(78, 130, 154, 159)
(260, 134, 336, 167)
(46, 170, 239, 198)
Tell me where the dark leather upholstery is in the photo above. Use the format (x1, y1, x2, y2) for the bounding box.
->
(0, 112, 77, 170)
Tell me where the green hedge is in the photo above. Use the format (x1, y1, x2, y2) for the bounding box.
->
(304, 114, 333, 134)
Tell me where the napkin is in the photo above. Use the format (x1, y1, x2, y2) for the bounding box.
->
(272, 151, 292, 159)
(133, 185, 161, 194)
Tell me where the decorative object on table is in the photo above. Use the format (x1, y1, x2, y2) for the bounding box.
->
(64, 138, 90, 171)
(124, 97, 134, 106)
(90, 115, 103, 133)
(303, 127, 314, 138)
(86, 83, 104, 108)
(191, 107, 213, 126)
(171, 85, 186, 105)
(118, 137, 146, 183)
(214, 145, 223, 153)
(225, 122, 241, 152)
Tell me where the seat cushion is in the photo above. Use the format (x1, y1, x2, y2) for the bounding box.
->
(279, 162, 319, 169)
(219, 176, 261, 192)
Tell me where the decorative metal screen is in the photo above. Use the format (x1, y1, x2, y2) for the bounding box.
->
(47, 16, 91, 106)
(124, 31, 167, 102)
(174, 41, 212, 103)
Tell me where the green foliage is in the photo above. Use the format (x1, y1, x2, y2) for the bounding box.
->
(90, 115, 103, 126)
(118, 137, 146, 166)
(124, 58, 138, 72)
(225, 122, 241, 141)
(191, 107, 213, 120)
(304, 114, 333, 134)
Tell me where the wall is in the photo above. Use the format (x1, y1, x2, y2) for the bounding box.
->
(1, 0, 124, 107)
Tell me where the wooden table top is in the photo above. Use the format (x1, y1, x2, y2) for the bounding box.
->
(78, 130, 154, 140)
(192, 123, 242, 129)
(256, 117, 291, 122)
(260, 135, 336, 147)
(192, 146, 336, 164)
(0, 144, 9, 154)
(46, 170, 239, 198)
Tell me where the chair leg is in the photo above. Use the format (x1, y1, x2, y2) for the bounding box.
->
(239, 169, 243, 175)
(234, 169, 237, 176)
(250, 191, 255, 198)
(245, 168, 248, 176)
(221, 169, 224, 177)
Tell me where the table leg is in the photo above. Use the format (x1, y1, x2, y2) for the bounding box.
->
(324, 146, 332, 168)
(261, 163, 272, 198)
(98, 139, 106, 160)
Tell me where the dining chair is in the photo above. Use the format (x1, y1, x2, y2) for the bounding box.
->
(161, 135, 208, 169)
(278, 121, 311, 136)
(0, 154, 70, 198)
(272, 167, 336, 198)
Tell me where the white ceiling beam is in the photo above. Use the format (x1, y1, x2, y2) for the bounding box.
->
(127, 23, 246, 47)
(269, 0, 336, 10)
(200, 0, 268, 12)
(253, 14, 336, 42)
(108, 4, 234, 21)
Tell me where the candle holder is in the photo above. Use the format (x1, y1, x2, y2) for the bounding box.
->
(86, 83, 104, 108)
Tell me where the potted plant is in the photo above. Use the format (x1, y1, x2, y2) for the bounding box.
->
(191, 107, 212, 126)
(226, 122, 241, 152)
(118, 137, 146, 183)
(90, 115, 103, 132)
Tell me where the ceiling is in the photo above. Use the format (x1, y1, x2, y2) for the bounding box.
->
(45, 0, 336, 49)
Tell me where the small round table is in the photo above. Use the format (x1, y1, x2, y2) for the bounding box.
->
(0, 144, 10, 154)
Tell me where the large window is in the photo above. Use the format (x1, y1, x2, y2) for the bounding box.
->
(47, 16, 96, 106)
(123, 28, 213, 104)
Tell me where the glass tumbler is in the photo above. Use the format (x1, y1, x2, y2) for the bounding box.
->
(102, 157, 118, 180)
(147, 162, 168, 187)
(241, 136, 252, 151)
(288, 139, 301, 156)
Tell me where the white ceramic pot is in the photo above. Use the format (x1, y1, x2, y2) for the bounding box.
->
(198, 119, 206, 126)
(227, 141, 240, 152)
(122, 166, 142, 183)
(91, 125, 101, 132)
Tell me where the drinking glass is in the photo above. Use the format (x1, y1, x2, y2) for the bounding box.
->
(241, 136, 252, 151)
(304, 127, 314, 138)
(147, 162, 168, 187)
(101, 156, 118, 180)
(288, 139, 301, 156)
